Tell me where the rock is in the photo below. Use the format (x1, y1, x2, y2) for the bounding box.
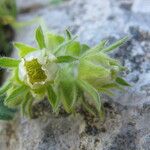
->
(1, 0, 150, 149)
(132, 0, 150, 13)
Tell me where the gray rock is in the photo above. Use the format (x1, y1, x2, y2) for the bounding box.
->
(132, 0, 150, 13)
(1, 0, 150, 149)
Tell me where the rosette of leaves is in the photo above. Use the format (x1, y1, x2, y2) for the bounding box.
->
(0, 26, 130, 119)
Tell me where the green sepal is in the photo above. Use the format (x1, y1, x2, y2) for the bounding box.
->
(14, 42, 37, 57)
(116, 77, 130, 86)
(83, 40, 107, 56)
(65, 29, 72, 40)
(81, 92, 97, 117)
(46, 33, 64, 51)
(102, 36, 128, 53)
(25, 98, 33, 118)
(59, 69, 77, 113)
(35, 26, 46, 49)
(47, 84, 58, 109)
(0, 57, 20, 68)
(54, 36, 78, 55)
(78, 59, 111, 87)
(21, 93, 29, 116)
(0, 95, 17, 120)
(80, 44, 90, 55)
(0, 81, 12, 96)
(98, 88, 115, 97)
(77, 80, 101, 113)
(102, 83, 124, 90)
(4, 85, 29, 107)
(66, 41, 81, 56)
(56, 55, 78, 63)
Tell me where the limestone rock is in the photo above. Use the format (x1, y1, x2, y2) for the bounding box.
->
(1, 0, 150, 149)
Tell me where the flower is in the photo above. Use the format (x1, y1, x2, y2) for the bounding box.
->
(0, 26, 130, 119)
(18, 50, 58, 89)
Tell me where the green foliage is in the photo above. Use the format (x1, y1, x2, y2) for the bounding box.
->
(0, 26, 130, 120)
(14, 42, 37, 57)
(0, 0, 17, 25)
(35, 26, 46, 49)
(56, 56, 78, 63)
(0, 57, 20, 68)
(0, 95, 16, 120)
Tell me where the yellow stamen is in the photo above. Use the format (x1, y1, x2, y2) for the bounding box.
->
(24, 58, 47, 84)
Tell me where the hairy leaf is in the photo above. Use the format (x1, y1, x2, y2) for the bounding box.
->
(66, 41, 81, 56)
(80, 44, 90, 55)
(65, 29, 72, 40)
(21, 93, 29, 116)
(102, 36, 128, 52)
(59, 69, 77, 112)
(0, 81, 12, 96)
(116, 77, 130, 86)
(14, 42, 37, 57)
(56, 55, 78, 63)
(54, 36, 78, 54)
(5, 85, 29, 107)
(0, 96, 16, 120)
(0, 57, 20, 68)
(46, 33, 64, 50)
(78, 59, 111, 87)
(47, 85, 57, 109)
(77, 80, 101, 112)
(35, 26, 46, 49)
(26, 98, 33, 118)
(83, 40, 107, 56)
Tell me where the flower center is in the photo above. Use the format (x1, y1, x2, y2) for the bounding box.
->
(24, 58, 47, 84)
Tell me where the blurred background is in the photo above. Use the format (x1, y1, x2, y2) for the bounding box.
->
(0, 0, 150, 150)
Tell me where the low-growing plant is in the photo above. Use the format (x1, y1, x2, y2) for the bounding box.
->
(0, 26, 130, 119)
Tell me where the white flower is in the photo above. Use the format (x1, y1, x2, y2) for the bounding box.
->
(18, 50, 58, 89)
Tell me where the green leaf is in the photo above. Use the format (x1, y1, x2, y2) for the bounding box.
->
(46, 33, 64, 51)
(26, 98, 33, 118)
(0, 57, 20, 68)
(78, 59, 111, 87)
(56, 56, 78, 63)
(0, 81, 12, 96)
(21, 93, 29, 116)
(0, 95, 17, 120)
(80, 44, 90, 55)
(54, 36, 78, 54)
(35, 26, 46, 49)
(77, 80, 101, 112)
(102, 83, 124, 90)
(102, 36, 128, 53)
(66, 41, 81, 56)
(59, 69, 77, 112)
(98, 88, 115, 97)
(47, 85, 57, 109)
(84, 52, 110, 67)
(82, 40, 107, 57)
(65, 29, 72, 40)
(116, 77, 130, 86)
(14, 42, 37, 57)
(5, 85, 29, 107)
